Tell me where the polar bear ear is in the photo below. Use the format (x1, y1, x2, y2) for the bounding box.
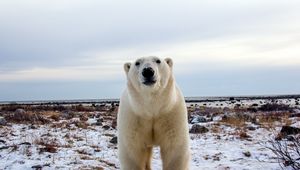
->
(165, 58, 173, 68)
(124, 62, 131, 73)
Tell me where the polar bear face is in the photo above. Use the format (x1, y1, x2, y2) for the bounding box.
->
(124, 56, 173, 92)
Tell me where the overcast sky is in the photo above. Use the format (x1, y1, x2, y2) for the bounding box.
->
(0, 0, 300, 101)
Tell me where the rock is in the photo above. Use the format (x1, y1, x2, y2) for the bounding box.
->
(243, 151, 251, 157)
(102, 125, 110, 130)
(95, 114, 101, 118)
(286, 135, 296, 141)
(31, 165, 43, 170)
(91, 118, 103, 126)
(246, 126, 257, 131)
(31, 163, 50, 170)
(110, 136, 118, 144)
(96, 122, 103, 126)
(29, 124, 37, 129)
(13, 109, 27, 120)
(15, 108, 26, 115)
(280, 126, 300, 137)
(0, 116, 7, 125)
(12, 109, 28, 120)
(189, 125, 209, 134)
(191, 116, 208, 124)
(97, 118, 103, 123)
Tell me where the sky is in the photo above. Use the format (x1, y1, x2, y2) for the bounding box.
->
(0, 0, 300, 101)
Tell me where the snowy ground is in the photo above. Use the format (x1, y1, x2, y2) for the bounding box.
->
(0, 98, 299, 170)
(186, 98, 299, 109)
(0, 122, 282, 170)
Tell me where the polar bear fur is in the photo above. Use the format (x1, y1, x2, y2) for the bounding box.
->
(117, 56, 190, 170)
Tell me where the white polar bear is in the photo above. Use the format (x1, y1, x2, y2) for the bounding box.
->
(117, 56, 190, 170)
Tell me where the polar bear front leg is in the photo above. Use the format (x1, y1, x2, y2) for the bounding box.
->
(119, 142, 153, 170)
(145, 146, 153, 170)
(160, 143, 190, 170)
(156, 113, 190, 170)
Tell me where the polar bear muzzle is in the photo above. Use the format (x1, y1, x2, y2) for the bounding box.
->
(142, 67, 156, 86)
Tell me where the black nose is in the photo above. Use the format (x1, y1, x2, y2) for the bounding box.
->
(142, 67, 155, 78)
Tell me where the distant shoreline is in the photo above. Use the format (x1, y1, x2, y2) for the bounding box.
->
(1, 94, 299, 105)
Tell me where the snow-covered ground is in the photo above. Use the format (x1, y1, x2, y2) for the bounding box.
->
(0, 98, 299, 170)
(0, 121, 281, 170)
(0, 120, 119, 170)
(187, 98, 300, 109)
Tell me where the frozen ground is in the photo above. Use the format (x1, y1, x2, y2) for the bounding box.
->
(186, 98, 299, 108)
(0, 121, 282, 170)
(0, 97, 299, 170)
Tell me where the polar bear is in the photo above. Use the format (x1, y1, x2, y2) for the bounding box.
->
(117, 56, 190, 170)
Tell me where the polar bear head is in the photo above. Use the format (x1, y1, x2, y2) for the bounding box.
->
(124, 56, 173, 92)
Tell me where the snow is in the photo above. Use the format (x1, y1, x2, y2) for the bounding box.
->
(0, 120, 119, 169)
(187, 98, 300, 109)
(0, 121, 282, 169)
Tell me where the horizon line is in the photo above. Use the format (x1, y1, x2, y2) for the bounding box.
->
(1, 93, 299, 105)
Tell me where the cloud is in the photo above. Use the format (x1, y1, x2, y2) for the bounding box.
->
(1, 0, 299, 70)
(78, 32, 300, 75)
(0, 65, 123, 82)
(1, 31, 299, 82)
(163, 34, 300, 69)
(0, 0, 300, 100)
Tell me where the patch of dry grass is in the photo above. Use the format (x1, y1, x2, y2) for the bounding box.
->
(5, 110, 49, 124)
(258, 112, 291, 129)
(34, 137, 58, 154)
(220, 115, 246, 128)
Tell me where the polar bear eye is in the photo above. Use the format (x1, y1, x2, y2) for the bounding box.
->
(156, 59, 161, 64)
(135, 62, 140, 66)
